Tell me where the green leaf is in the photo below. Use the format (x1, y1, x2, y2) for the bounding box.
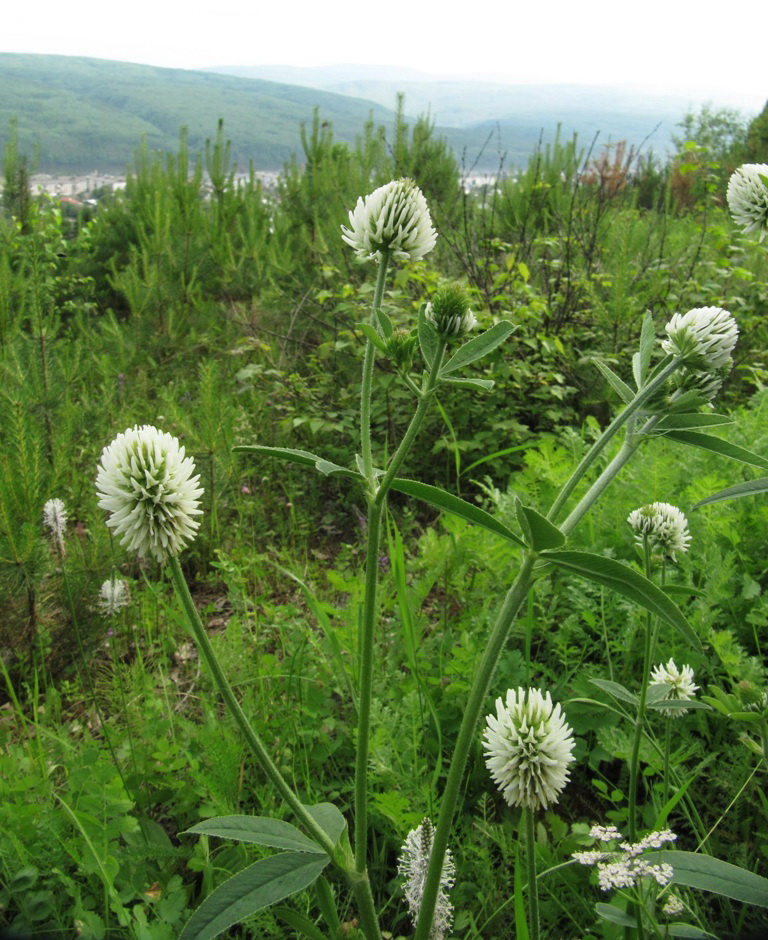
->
(181, 817, 325, 854)
(646, 698, 712, 711)
(590, 678, 637, 706)
(664, 431, 768, 471)
(645, 851, 768, 907)
(595, 902, 635, 927)
(390, 478, 526, 547)
(593, 359, 634, 404)
(635, 311, 656, 388)
(656, 413, 734, 430)
(668, 925, 716, 939)
(358, 322, 387, 352)
(376, 309, 394, 339)
(543, 551, 699, 649)
(234, 445, 326, 468)
(440, 321, 516, 375)
(661, 584, 707, 598)
(418, 307, 440, 369)
(440, 376, 495, 391)
(692, 476, 768, 510)
(273, 907, 328, 940)
(314, 876, 341, 937)
(517, 504, 566, 550)
(513, 843, 530, 940)
(303, 804, 346, 848)
(180, 852, 329, 940)
(314, 460, 360, 479)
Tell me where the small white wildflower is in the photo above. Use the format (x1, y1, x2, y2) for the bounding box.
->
(573, 850, 610, 865)
(727, 163, 768, 241)
(43, 498, 67, 553)
(649, 660, 698, 718)
(98, 578, 131, 617)
(96, 425, 203, 563)
(483, 687, 576, 810)
(662, 307, 738, 370)
(627, 502, 691, 562)
(662, 893, 685, 916)
(589, 824, 622, 842)
(598, 859, 636, 891)
(341, 179, 437, 263)
(398, 818, 455, 940)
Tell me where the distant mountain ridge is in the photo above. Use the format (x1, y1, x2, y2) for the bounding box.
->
(1, 53, 755, 175)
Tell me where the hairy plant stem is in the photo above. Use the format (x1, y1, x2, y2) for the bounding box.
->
(547, 358, 679, 525)
(628, 536, 654, 844)
(525, 808, 540, 940)
(354, 337, 446, 879)
(360, 257, 390, 484)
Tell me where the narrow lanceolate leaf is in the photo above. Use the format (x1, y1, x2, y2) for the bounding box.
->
(418, 307, 440, 369)
(656, 413, 734, 430)
(692, 476, 768, 510)
(589, 678, 637, 707)
(180, 852, 330, 940)
(645, 851, 768, 907)
(182, 816, 326, 854)
(273, 907, 327, 940)
(663, 431, 768, 471)
(635, 311, 656, 389)
(440, 321, 516, 375)
(646, 698, 712, 711)
(543, 551, 699, 649)
(375, 309, 394, 339)
(661, 584, 707, 598)
(391, 478, 526, 547)
(440, 376, 495, 391)
(303, 804, 347, 848)
(359, 322, 387, 352)
(595, 903, 636, 928)
(314, 459, 360, 479)
(593, 359, 634, 404)
(234, 445, 327, 468)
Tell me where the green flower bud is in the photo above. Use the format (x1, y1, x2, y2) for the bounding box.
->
(425, 284, 477, 338)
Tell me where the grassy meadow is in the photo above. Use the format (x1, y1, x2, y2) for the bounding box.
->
(1, 105, 768, 939)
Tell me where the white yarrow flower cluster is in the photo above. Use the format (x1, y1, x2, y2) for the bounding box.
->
(483, 687, 576, 810)
(662, 306, 738, 371)
(649, 660, 698, 718)
(98, 578, 131, 617)
(727, 163, 768, 241)
(96, 425, 203, 563)
(574, 826, 676, 892)
(43, 498, 67, 553)
(398, 818, 455, 940)
(627, 502, 691, 561)
(341, 179, 437, 263)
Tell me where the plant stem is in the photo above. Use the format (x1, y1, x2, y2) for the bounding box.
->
(414, 553, 537, 940)
(167, 556, 336, 857)
(663, 718, 672, 808)
(525, 808, 540, 940)
(547, 359, 679, 525)
(361, 257, 390, 484)
(628, 536, 653, 844)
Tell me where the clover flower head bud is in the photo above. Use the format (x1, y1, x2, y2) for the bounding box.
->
(662, 307, 738, 370)
(341, 178, 437, 263)
(43, 498, 67, 552)
(96, 425, 203, 564)
(398, 818, 455, 940)
(424, 283, 477, 338)
(98, 578, 131, 617)
(384, 328, 418, 371)
(727, 163, 768, 241)
(662, 894, 685, 917)
(738, 680, 768, 713)
(649, 660, 698, 718)
(627, 502, 691, 562)
(483, 687, 575, 810)
(668, 359, 731, 407)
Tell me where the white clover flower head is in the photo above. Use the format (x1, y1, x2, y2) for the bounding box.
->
(662, 894, 685, 917)
(483, 687, 575, 810)
(649, 660, 698, 718)
(43, 498, 67, 552)
(662, 307, 738, 370)
(96, 425, 203, 564)
(574, 826, 676, 892)
(398, 818, 455, 940)
(98, 578, 131, 617)
(727, 163, 768, 241)
(627, 502, 691, 562)
(341, 178, 437, 263)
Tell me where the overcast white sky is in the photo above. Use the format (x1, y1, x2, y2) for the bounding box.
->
(3, 0, 765, 110)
